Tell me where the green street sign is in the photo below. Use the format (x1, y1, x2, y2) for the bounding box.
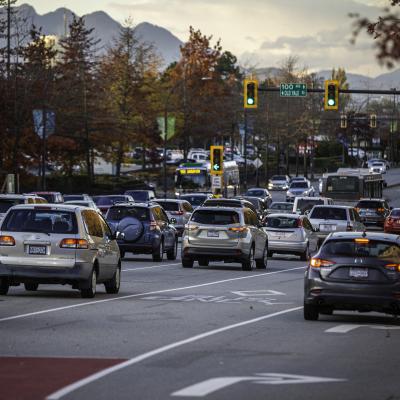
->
(280, 83, 307, 97)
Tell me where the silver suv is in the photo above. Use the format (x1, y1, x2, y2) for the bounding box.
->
(181, 207, 268, 270)
(0, 204, 121, 298)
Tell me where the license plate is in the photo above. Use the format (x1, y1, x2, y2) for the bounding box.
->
(28, 245, 47, 255)
(207, 230, 219, 238)
(349, 267, 368, 278)
(320, 224, 336, 231)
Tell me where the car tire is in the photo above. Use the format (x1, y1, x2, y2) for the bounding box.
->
(81, 269, 97, 299)
(242, 246, 255, 271)
(0, 278, 9, 295)
(166, 239, 178, 260)
(24, 283, 39, 291)
(182, 257, 194, 268)
(300, 245, 310, 261)
(304, 302, 319, 321)
(256, 245, 268, 269)
(104, 263, 121, 294)
(198, 259, 209, 267)
(152, 240, 164, 262)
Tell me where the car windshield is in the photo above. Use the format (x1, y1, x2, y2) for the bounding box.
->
(296, 199, 324, 213)
(322, 239, 400, 262)
(271, 176, 286, 181)
(270, 203, 293, 211)
(106, 206, 150, 222)
(128, 192, 148, 201)
(265, 216, 298, 229)
(156, 201, 180, 211)
(310, 207, 347, 220)
(0, 199, 24, 213)
(180, 195, 207, 206)
(390, 209, 400, 217)
(372, 163, 383, 166)
(191, 210, 240, 225)
(63, 195, 84, 201)
(356, 201, 384, 209)
(290, 182, 308, 189)
(96, 196, 127, 206)
(2, 209, 78, 234)
(246, 190, 264, 197)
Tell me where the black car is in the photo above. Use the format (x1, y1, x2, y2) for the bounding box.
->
(244, 188, 272, 207)
(355, 198, 390, 227)
(105, 202, 177, 261)
(203, 198, 260, 219)
(124, 190, 156, 202)
(304, 231, 400, 320)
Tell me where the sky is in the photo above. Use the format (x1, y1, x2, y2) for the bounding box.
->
(30, 0, 392, 76)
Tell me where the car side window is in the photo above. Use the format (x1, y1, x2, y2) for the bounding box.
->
(353, 209, 361, 222)
(302, 217, 312, 231)
(82, 210, 103, 237)
(183, 202, 193, 212)
(245, 209, 258, 226)
(99, 215, 112, 237)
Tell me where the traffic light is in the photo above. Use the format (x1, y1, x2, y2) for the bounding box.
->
(370, 114, 377, 128)
(244, 79, 258, 109)
(324, 80, 339, 111)
(340, 114, 347, 129)
(210, 145, 224, 175)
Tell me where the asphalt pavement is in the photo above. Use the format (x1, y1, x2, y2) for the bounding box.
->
(1, 189, 400, 400)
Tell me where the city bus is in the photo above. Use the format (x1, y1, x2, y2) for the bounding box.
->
(320, 168, 384, 202)
(175, 161, 240, 197)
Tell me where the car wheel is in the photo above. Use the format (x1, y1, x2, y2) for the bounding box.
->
(300, 245, 310, 261)
(198, 259, 209, 266)
(166, 239, 178, 260)
(303, 302, 319, 321)
(182, 257, 194, 268)
(152, 240, 164, 262)
(81, 269, 97, 299)
(256, 244, 268, 269)
(104, 263, 121, 294)
(242, 246, 255, 271)
(24, 283, 39, 291)
(0, 277, 9, 295)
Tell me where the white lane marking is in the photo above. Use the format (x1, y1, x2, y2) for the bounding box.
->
(172, 373, 346, 397)
(122, 262, 180, 272)
(326, 324, 400, 333)
(231, 290, 285, 297)
(0, 266, 305, 323)
(46, 307, 303, 400)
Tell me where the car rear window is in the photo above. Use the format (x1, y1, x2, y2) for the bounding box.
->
(180, 195, 206, 206)
(96, 196, 127, 206)
(310, 207, 347, 220)
(296, 199, 324, 213)
(2, 209, 78, 234)
(322, 239, 400, 262)
(270, 203, 293, 211)
(64, 195, 84, 201)
(290, 182, 308, 188)
(0, 199, 24, 213)
(246, 190, 264, 197)
(106, 206, 150, 222)
(272, 176, 286, 181)
(390, 209, 400, 217)
(203, 200, 242, 208)
(191, 210, 240, 225)
(356, 201, 384, 209)
(265, 216, 298, 229)
(126, 191, 148, 201)
(156, 201, 180, 211)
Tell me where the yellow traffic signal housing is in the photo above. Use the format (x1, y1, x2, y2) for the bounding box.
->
(244, 79, 258, 109)
(370, 114, 377, 128)
(324, 80, 339, 111)
(340, 114, 347, 129)
(210, 145, 224, 175)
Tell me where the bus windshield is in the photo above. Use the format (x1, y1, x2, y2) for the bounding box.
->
(326, 176, 359, 193)
(176, 170, 207, 189)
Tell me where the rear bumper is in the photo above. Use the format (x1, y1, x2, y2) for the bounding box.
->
(360, 216, 385, 225)
(269, 240, 307, 253)
(182, 246, 245, 261)
(117, 240, 159, 254)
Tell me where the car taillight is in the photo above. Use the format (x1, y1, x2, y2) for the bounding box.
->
(186, 224, 199, 231)
(171, 211, 184, 215)
(0, 235, 15, 246)
(149, 221, 160, 231)
(386, 218, 393, 225)
(385, 263, 400, 272)
(310, 258, 335, 268)
(229, 227, 248, 233)
(60, 238, 88, 249)
(377, 208, 385, 213)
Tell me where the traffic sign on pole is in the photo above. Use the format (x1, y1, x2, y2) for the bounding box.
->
(280, 83, 307, 97)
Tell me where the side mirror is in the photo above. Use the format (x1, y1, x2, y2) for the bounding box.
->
(116, 231, 125, 240)
(170, 218, 177, 224)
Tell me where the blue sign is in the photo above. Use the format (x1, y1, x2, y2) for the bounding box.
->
(33, 109, 56, 138)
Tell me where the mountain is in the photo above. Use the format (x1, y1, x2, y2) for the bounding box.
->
(16, 4, 183, 66)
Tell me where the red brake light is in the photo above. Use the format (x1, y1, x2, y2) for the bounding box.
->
(385, 264, 400, 272)
(60, 238, 88, 249)
(0, 235, 15, 246)
(310, 258, 335, 268)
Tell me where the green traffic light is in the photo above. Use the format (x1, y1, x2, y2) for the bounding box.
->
(328, 99, 335, 106)
(247, 98, 254, 105)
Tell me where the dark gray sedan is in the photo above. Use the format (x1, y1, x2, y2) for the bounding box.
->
(304, 231, 400, 320)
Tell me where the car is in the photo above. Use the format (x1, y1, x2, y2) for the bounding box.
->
(292, 196, 333, 215)
(154, 199, 193, 236)
(290, 176, 307, 184)
(181, 206, 268, 270)
(266, 202, 294, 215)
(267, 175, 290, 191)
(367, 158, 390, 170)
(64, 200, 102, 214)
(286, 181, 315, 202)
(124, 189, 156, 202)
(262, 213, 318, 260)
(0, 204, 121, 298)
(179, 193, 212, 208)
(384, 208, 400, 234)
(105, 202, 178, 261)
(244, 187, 272, 205)
(308, 205, 365, 246)
(202, 198, 260, 219)
(63, 194, 92, 202)
(355, 198, 390, 227)
(92, 195, 134, 215)
(234, 196, 268, 220)
(369, 161, 386, 174)
(28, 191, 64, 203)
(304, 232, 400, 320)
(0, 194, 47, 222)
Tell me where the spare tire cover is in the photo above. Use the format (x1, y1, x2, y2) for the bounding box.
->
(117, 217, 144, 242)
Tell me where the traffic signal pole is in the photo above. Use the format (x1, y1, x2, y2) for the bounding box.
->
(244, 109, 248, 191)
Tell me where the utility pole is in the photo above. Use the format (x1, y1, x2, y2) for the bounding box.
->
(243, 109, 248, 191)
(6, 0, 11, 79)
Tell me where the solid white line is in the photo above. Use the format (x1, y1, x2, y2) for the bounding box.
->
(0, 266, 305, 323)
(122, 262, 181, 272)
(325, 324, 364, 333)
(46, 306, 303, 400)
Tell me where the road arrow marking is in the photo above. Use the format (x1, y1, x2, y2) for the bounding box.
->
(172, 373, 345, 397)
(326, 324, 400, 333)
(231, 290, 285, 297)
